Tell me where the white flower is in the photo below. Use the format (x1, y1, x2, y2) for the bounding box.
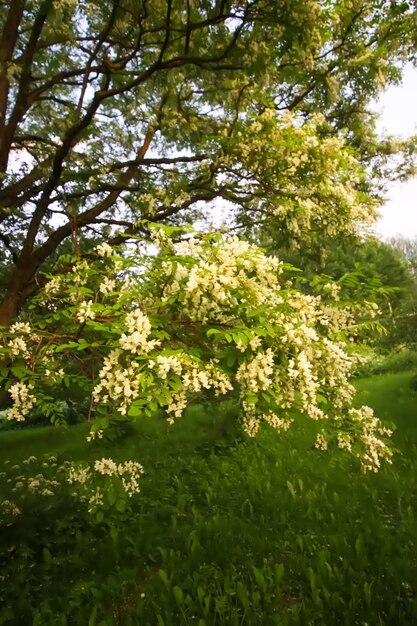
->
(43, 276, 63, 297)
(315, 432, 328, 451)
(76, 300, 95, 323)
(94, 458, 118, 476)
(86, 429, 104, 442)
(156, 354, 183, 379)
(88, 488, 104, 512)
(1, 500, 21, 517)
(8, 336, 29, 358)
(237, 349, 275, 393)
(96, 242, 113, 257)
(9, 322, 32, 335)
(99, 277, 116, 295)
(67, 466, 91, 485)
(7, 382, 36, 422)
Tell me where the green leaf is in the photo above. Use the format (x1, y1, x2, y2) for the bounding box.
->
(158, 569, 170, 589)
(128, 405, 142, 417)
(173, 585, 184, 605)
(206, 328, 222, 336)
(252, 566, 266, 590)
(42, 547, 52, 565)
(226, 351, 236, 367)
(236, 582, 250, 612)
(106, 483, 117, 506)
(286, 481, 296, 498)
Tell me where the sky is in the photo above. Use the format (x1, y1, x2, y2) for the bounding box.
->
(373, 65, 417, 240)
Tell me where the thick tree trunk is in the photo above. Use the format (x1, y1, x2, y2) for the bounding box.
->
(0, 289, 22, 327)
(0, 290, 20, 409)
(0, 263, 36, 326)
(0, 265, 37, 408)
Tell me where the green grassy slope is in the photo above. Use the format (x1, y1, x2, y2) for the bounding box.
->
(0, 373, 416, 625)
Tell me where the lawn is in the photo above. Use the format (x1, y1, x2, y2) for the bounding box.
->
(0, 371, 416, 625)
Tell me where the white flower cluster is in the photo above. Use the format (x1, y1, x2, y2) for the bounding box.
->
(323, 282, 341, 300)
(8, 336, 30, 358)
(43, 275, 63, 298)
(236, 349, 275, 393)
(103, 459, 144, 497)
(7, 382, 36, 422)
(348, 406, 393, 472)
(93, 457, 144, 496)
(86, 429, 104, 442)
(315, 432, 328, 451)
(67, 458, 144, 512)
(154, 354, 183, 379)
(92, 349, 142, 415)
(185, 361, 233, 397)
(9, 322, 32, 335)
(7, 457, 62, 497)
(241, 408, 292, 438)
(337, 432, 352, 452)
(27, 473, 59, 496)
(6, 321, 39, 360)
(94, 457, 119, 476)
(162, 235, 283, 323)
(67, 465, 90, 485)
(226, 110, 375, 244)
(314, 405, 393, 472)
(119, 309, 160, 354)
(160, 358, 233, 423)
(43, 368, 65, 383)
(96, 242, 113, 257)
(166, 391, 188, 423)
(88, 488, 104, 511)
(88, 232, 393, 470)
(1, 499, 21, 518)
(76, 300, 95, 323)
(99, 277, 116, 296)
(149, 226, 174, 249)
(262, 412, 293, 432)
(94, 295, 234, 417)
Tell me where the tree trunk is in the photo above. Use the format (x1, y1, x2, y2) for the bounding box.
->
(0, 255, 42, 326)
(0, 258, 40, 326)
(0, 290, 20, 409)
(0, 265, 38, 408)
(0, 289, 22, 327)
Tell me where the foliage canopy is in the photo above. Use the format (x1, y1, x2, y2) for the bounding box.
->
(0, 0, 416, 322)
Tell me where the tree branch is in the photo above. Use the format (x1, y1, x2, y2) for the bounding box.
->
(30, 122, 158, 268)
(0, 0, 53, 174)
(76, 0, 120, 114)
(0, 0, 25, 142)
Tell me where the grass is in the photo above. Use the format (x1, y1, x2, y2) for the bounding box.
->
(0, 374, 416, 625)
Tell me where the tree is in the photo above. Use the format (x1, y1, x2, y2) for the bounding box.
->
(389, 235, 417, 277)
(385, 235, 417, 347)
(0, 0, 416, 324)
